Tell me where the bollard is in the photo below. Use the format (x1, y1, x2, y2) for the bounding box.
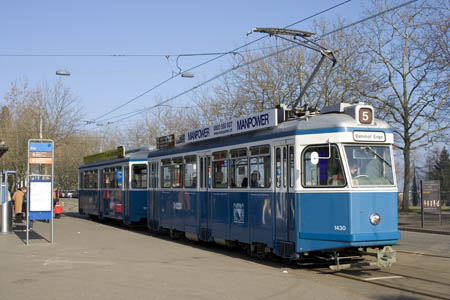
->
(0, 200, 13, 234)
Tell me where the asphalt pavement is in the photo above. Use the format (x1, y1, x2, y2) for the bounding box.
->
(0, 198, 449, 300)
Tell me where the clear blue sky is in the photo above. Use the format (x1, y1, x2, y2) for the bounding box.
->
(1, 0, 367, 127)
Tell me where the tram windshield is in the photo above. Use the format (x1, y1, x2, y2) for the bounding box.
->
(344, 145, 394, 186)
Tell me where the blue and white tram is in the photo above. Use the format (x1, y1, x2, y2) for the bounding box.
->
(79, 147, 149, 225)
(147, 103, 400, 268)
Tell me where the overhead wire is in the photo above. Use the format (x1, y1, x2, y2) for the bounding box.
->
(0, 52, 247, 57)
(91, 0, 352, 124)
(99, 0, 418, 126)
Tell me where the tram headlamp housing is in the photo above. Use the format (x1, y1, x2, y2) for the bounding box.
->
(369, 213, 381, 225)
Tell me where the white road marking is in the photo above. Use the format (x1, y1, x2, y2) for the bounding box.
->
(43, 258, 113, 266)
(364, 276, 403, 281)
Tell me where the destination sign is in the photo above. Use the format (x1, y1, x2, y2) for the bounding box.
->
(156, 134, 176, 149)
(181, 109, 277, 144)
(353, 131, 386, 142)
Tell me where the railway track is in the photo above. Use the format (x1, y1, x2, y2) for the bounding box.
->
(317, 250, 450, 300)
(397, 249, 450, 259)
(326, 269, 450, 300)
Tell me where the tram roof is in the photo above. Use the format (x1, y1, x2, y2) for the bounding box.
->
(80, 147, 152, 169)
(148, 112, 391, 159)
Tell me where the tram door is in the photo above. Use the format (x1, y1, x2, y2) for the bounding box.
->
(124, 165, 130, 224)
(148, 162, 159, 230)
(274, 142, 295, 255)
(199, 154, 211, 240)
(99, 168, 104, 219)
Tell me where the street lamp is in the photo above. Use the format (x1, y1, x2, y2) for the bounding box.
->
(181, 72, 194, 78)
(56, 70, 70, 76)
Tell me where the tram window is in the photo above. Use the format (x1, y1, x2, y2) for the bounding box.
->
(213, 151, 228, 188)
(207, 157, 211, 188)
(283, 147, 287, 188)
(149, 163, 158, 188)
(103, 168, 111, 188)
(103, 167, 122, 189)
(344, 145, 394, 186)
(123, 166, 129, 189)
(303, 145, 346, 187)
(161, 159, 172, 188)
(200, 158, 204, 189)
(230, 148, 248, 188)
(172, 157, 183, 188)
(86, 170, 98, 189)
(275, 148, 281, 188)
(82, 171, 88, 188)
(184, 155, 197, 188)
(250, 145, 271, 188)
(131, 164, 147, 189)
(250, 145, 270, 156)
(289, 146, 295, 188)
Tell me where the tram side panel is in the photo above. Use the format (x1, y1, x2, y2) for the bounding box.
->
(147, 189, 161, 230)
(248, 192, 274, 248)
(148, 190, 204, 237)
(149, 189, 280, 250)
(181, 191, 198, 235)
(229, 191, 250, 244)
(210, 192, 230, 241)
(273, 191, 296, 257)
(199, 191, 210, 240)
(128, 190, 147, 223)
(159, 190, 174, 229)
(79, 189, 99, 216)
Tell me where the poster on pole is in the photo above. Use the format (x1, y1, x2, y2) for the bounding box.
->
(29, 181, 52, 211)
(421, 180, 441, 210)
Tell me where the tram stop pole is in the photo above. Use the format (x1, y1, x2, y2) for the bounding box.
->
(26, 139, 55, 245)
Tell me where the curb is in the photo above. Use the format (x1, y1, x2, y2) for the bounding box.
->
(399, 227, 450, 236)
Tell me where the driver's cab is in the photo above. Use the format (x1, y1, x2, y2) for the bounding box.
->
(344, 145, 395, 187)
(302, 143, 395, 189)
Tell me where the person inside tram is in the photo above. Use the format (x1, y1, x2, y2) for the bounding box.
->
(250, 171, 261, 188)
(241, 177, 248, 188)
(349, 160, 364, 185)
(350, 161, 358, 178)
(327, 158, 345, 185)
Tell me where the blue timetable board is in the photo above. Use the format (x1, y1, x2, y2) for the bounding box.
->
(29, 142, 53, 152)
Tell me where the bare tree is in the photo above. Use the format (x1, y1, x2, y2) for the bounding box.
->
(40, 80, 84, 140)
(354, 0, 450, 210)
(195, 18, 373, 123)
(115, 102, 202, 149)
(1, 79, 91, 188)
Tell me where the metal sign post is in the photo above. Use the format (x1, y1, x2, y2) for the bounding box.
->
(26, 139, 54, 245)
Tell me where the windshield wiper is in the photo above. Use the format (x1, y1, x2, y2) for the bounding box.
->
(364, 146, 392, 167)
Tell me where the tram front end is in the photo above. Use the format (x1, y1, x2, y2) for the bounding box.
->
(294, 103, 400, 269)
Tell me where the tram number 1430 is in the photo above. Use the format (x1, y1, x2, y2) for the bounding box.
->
(334, 225, 347, 231)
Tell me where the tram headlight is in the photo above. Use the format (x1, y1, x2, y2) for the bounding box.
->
(369, 213, 381, 225)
